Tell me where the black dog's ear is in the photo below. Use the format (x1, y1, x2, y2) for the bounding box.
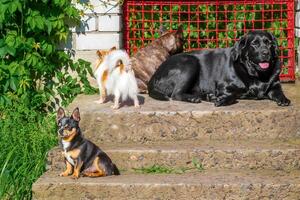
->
(267, 32, 279, 58)
(232, 33, 258, 77)
(57, 107, 65, 124)
(71, 107, 80, 122)
(232, 35, 247, 61)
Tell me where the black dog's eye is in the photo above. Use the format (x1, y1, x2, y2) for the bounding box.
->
(263, 39, 270, 45)
(251, 40, 259, 46)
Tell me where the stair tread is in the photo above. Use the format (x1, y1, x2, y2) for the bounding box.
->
(109, 139, 300, 151)
(35, 169, 300, 185)
(69, 94, 299, 114)
(64, 92, 300, 141)
(53, 138, 300, 152)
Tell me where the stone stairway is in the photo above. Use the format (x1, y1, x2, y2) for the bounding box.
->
(32, 83, 300, 200)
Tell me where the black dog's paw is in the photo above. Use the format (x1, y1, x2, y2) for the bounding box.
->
(188, 97, 201, 103)
(214, 95, 236, 107)
(214, 97, 227, 107)
(214, 99, 225, 107)
(276, 96, 291, 106)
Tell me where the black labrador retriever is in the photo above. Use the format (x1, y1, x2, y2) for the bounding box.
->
(148, 30, 290, 106)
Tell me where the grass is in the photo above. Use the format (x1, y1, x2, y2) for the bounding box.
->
(133, 158, 204, 174)
(0, 105, 57, 199)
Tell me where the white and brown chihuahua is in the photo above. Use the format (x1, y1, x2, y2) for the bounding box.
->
(94, 47, 140, 109)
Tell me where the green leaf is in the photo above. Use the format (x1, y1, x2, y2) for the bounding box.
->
(0, 47, 6, 57)
(8, 0, 19, 14)
(4, 81, 9, 92)
(10, 77, 17, 91)
(5, 31, 17, 47)
(6, 46, 16, 56)
(29, 17, 36, 29)
(35, 16, 44, 30)
(45, 20, 52, 35)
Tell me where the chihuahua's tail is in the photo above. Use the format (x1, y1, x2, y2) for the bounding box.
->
(107, 50, 131, 73)
(113, 163, 120, 175)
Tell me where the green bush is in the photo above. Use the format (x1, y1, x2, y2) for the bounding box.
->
(0, 0, 95, 111)
(0, 0, 96, 199)
(0, 106, 57, 199)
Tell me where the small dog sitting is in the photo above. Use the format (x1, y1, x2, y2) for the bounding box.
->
(131, 25, 184, 93)
(57, 107, 120, 178)
(94, 47, 139, 109)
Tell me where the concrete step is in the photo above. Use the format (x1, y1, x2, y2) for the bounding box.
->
(32, 169, 300, 200)
(67, 84, 300, 143)
(47, 139, 300, 172)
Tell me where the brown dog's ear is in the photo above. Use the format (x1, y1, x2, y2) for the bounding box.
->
(176, 24, 183, 34)
(71, 107, 80, 122)
(159, 24, 167, 35)
(57, 107, 65, 124)
(175, 24, 184, 41)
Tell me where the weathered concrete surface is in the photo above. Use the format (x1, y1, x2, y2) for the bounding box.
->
(67, 83, 300, 142)
(32, 169, 300, 200)
(47, 139, 300, 172)
(33, 83, 300, 199)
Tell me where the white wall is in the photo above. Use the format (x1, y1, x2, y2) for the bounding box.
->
(72, 0, 123, 64)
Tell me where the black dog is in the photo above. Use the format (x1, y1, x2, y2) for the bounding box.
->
(148, 31, 290, 106)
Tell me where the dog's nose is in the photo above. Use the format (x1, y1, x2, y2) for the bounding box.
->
(261, 49, 269, 56)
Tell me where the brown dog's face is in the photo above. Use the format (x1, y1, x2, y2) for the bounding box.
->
(160, 25, 184, 54)
(237, 31, 279, 77)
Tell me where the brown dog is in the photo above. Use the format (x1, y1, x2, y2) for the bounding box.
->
(131, 26, 184, 93)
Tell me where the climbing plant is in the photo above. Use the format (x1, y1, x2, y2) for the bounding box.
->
(0, 0, 95, 111)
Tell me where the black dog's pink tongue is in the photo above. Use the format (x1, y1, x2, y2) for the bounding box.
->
(259, 62, 269, 69)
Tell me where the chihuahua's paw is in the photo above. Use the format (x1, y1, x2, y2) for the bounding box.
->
(94, 99, 105, 104)
(71, 174, 79, 179)
(111, 104, 120, 109)
(134, 104, 140, 108)
(59, 172, 69, 177)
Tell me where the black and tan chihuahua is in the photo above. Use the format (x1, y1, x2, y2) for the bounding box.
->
(56, 107, 120, 178)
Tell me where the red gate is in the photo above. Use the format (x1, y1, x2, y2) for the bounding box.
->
(123, 0, 295, 82)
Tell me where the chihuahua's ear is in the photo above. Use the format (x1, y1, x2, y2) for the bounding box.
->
(71, 107, 80, 122)
(57, 107, 65, 124)
(96, 50, 102, 58)
(110, 46, 117, 51)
